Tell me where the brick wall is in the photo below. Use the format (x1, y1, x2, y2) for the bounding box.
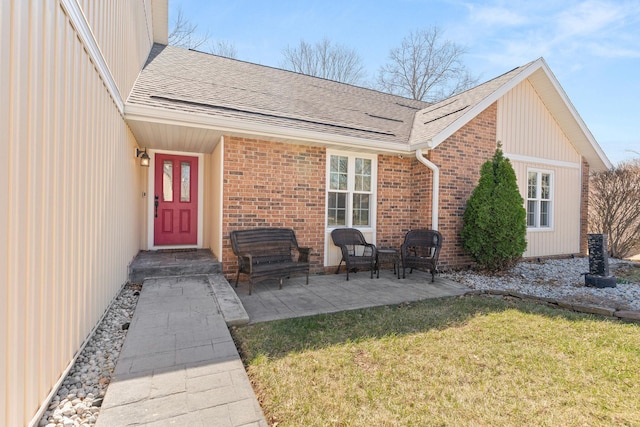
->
(221, 103, 498, 276)
(430, 102, 498, 270)
(222, 137, 326, 277)
(376, 155, 418, 249)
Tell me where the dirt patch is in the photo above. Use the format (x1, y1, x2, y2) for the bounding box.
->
(612, 263, 640, 284)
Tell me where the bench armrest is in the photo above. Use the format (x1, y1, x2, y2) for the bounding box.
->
(236, 252, 254, 272)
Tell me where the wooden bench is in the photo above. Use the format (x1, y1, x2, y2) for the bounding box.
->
(400, 229, 443, 283)
(230, 228, 311, 294)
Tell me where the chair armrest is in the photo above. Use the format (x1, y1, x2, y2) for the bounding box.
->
(337, 244, 352, 259)
(365, 243, 377, 257)
(297, 247, 311, 263)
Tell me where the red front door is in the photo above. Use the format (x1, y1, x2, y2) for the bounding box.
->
(154, 153, 198, 246)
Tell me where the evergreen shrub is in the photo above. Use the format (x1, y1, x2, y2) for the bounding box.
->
(461, 145, 527, 271)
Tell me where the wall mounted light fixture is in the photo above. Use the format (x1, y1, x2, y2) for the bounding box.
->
(135, 148, 150, 167)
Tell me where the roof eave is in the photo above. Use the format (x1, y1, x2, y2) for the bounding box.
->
(124, 103, 414, 155)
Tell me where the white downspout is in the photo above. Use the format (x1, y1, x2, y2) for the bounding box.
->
(415, 149, 439, 230)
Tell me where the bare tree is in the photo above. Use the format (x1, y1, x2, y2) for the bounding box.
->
(589, 158, 640, 258)
(168, 6, 237, 58)
(280, 39, 366, 85)
(377, 27, 478, 102)
(168, 6, 210, 50)
(208, 40, 238, 59)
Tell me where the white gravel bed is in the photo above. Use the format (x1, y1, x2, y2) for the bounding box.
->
(445, 257, 640, 312)
(38, 283, 140, 427)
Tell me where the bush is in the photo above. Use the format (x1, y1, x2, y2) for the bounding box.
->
(462, 145, 527, 271)
(589, 158, 640, 258)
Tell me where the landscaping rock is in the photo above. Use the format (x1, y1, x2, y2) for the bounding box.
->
(615, 311, 640, 322)
(38, 283, 139, 427)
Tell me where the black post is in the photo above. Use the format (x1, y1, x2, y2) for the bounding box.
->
(585, 234, 616, 288)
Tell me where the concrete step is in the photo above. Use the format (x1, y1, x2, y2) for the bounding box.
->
(129, 249, 222, 284)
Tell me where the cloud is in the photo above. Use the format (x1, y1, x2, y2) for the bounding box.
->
(551, 1, 640, 59)
(461, 0, 640, 70)
(556, 0, 627, 38)
(466, 4, 529, 27)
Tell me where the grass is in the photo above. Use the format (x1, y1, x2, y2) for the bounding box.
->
(232, 295, 640, 426)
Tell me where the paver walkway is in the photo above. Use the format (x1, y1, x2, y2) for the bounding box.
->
(96, 275, 267, 427)
(97, 268, 467, 426)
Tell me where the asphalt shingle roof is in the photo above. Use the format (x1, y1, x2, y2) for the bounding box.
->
(127, 44, 430, 146)
(126, 45, 611, 171)
(408, 64, 531, 145)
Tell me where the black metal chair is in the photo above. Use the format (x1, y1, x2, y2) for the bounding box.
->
(330, 228, 377, 281)
(400, 229, 443, 282)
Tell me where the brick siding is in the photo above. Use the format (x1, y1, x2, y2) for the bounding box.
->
(376, 155, 421, 249)
(429, 102, 498, 270)
(222, 137, 326, 277)
(222, 103, 498, 277)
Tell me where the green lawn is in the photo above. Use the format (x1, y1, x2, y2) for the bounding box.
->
(232, 295, 640, 426)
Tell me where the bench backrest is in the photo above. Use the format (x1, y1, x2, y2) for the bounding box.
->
(230, 228, 300, 264)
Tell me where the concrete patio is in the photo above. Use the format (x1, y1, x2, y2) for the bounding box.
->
(234, 268, 467, 323)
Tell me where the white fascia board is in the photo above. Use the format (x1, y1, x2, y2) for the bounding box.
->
(505, 153, 581, 169)
(60, 0, 123, 113)
(124, 103, 414, 155)
(420, 59, 544, 151)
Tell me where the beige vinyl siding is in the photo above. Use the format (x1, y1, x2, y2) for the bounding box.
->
(78, 0, 154, 97)
(499, 79, 581, 164)
(325, 230, 376, 267)
(1, 1, 153, 425)
(511, 162, 582, 257)
(202, 139, 224, 259)
(498, 79, 583, 258)
(207, 138, 225, 259)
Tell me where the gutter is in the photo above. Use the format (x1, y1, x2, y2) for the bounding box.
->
(415, 149, 439, 230)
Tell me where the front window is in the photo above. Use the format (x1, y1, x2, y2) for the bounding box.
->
(327, 153, 375, 227)
(527, 170, 552, 228)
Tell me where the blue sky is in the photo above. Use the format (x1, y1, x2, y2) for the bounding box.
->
(172, 0, 640, 165)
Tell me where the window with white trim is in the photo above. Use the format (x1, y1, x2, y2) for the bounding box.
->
(327, 153, 376, 227)
(527, 170, 553, 228)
